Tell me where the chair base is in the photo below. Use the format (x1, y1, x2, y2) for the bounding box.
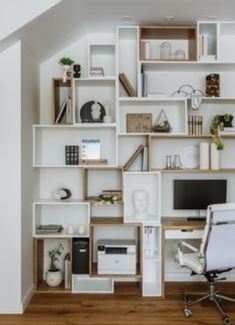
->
(184, 282, 235, 325)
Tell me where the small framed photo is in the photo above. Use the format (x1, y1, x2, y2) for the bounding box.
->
(127, 114, 152, 133)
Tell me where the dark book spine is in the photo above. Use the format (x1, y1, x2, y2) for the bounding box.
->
(65, 146, 71, 165)
(74, 146, 79, 165)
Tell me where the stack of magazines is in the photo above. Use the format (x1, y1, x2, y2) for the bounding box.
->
(36, 224, 64, 234)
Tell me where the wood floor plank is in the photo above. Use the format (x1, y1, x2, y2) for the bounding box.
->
(0, 282, 235, 325)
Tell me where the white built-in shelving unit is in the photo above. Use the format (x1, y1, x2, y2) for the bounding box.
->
(33, 21, 235, 296)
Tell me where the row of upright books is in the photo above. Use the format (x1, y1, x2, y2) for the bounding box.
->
(65, 146, 79, 165)
(188, 115, 203, 135)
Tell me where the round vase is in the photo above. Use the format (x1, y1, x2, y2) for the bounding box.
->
(46, 270, 63, 287)
(210, 143, 220, 170)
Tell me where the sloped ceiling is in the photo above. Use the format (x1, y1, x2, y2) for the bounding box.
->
(2, 0, 235, 62)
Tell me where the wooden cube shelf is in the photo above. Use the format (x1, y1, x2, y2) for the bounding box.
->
(140, 25, 197, 61)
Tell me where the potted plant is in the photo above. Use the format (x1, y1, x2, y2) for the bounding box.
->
(210, 114, 233, 150)
(59, 57, 74, 82)
(46, 243, 64, 287)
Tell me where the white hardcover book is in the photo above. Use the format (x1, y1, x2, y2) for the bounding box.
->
(66, 97, 72, 124)
(81, 139, 101, 160)
(202, 34, 208, 56)
(64, 260, 68, 289)
(142, 146, 148, 171)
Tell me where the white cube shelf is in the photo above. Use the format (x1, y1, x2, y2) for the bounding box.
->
(119, 98, 187, 134)
(220, 22, 235, 62)
(33, 125, 118, 167)
(74, 79, 116, 124)
(88, 43, 116, 77)
(123, 172, 161, 223)
(118, 26, 139, 97)
(33, 201, 90, 238)
(142, 258, 161, 296)
(72, 275, 114, 293)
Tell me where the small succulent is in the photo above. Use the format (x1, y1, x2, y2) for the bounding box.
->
(59, 57, 74, 66)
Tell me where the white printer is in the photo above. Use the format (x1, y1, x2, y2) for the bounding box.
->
(97, 239, 137, 275)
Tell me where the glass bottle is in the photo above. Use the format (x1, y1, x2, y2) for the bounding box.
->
(160, 42, 172, 60)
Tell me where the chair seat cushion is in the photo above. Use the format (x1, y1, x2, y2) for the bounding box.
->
(181, 253, 205, 274)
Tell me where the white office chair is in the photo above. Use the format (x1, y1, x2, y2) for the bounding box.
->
(178, 203, 235, 325)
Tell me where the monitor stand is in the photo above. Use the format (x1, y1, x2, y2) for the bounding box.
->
(187, 210, 206, 222)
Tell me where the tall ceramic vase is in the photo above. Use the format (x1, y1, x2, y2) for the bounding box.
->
(210, 143, 220, 170)
(62, 65, 70, 83)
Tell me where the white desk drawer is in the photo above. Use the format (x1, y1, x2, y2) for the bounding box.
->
(165, 229, 204, 239)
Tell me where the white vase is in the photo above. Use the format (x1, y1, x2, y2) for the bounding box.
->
(199, 142, 209, 169)
(62, 65, 70, 83)
(46, 270, 63, 287)
(210, 143, 220, 170)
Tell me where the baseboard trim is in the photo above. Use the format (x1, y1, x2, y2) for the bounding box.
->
(22, 283, 35, 313)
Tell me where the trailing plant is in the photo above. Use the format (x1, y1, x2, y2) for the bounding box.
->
(59, 57, 74, 66)
(48, 243, 64, 271)
(210, 114, 233, 150)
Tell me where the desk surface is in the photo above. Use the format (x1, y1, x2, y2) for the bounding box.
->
(162, 217, 205, 230)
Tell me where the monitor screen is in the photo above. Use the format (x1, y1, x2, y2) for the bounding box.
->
(174, 180, 227, 210)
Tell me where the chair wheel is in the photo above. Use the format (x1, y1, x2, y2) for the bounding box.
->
(184, 308, 192, 317)
(223, 316, 231, 325)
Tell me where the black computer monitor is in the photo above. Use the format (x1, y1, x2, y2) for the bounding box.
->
(174, 179, 227, 210)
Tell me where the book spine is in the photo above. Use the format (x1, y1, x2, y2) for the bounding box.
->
(74, 145, 79, 165)
(192, 116, 195, 135)
(65, 146, 70, 165)
(188, 116, 191, 135)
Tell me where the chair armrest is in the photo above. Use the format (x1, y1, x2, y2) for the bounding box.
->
(178, 241, 199, 253)
(177, 241, 199, 266)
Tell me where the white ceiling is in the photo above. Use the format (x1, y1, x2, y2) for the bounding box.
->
(2, 0, 235, 62)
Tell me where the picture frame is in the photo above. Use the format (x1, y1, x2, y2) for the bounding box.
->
(127, 114, 152, 133)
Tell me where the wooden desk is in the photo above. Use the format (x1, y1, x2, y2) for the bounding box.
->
(161, 217, 206, 297)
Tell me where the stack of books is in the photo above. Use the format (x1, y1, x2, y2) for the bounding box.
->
(65, 146, 79, 165)
(101, 190, 122, 202)
(90, 67, 104, 77)
(220, 127, 235, 135)
(188, 115, 203, 135)
(36, 224, 63, 234)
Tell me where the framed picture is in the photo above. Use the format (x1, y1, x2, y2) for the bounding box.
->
(127, 114, 152, 133)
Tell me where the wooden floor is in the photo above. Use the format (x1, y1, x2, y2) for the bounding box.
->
(1, 282, 235, 325)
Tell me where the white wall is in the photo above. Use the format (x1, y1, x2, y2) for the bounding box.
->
(0, 42, 22, 313)
(21, 43, 39, 305)
(0, 0, 62, 42)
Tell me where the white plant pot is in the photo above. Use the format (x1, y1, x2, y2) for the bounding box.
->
(210, 143, 220, 170)
(62, 65, 70, 83)
(46, 270, 63, 287)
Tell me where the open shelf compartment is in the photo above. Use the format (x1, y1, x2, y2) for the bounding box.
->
(88, 43, 116, 77)
(140, 26, 197, 61)
(123, 172, 161, 223)
(33, 125, 118, 167)
(33, 201, 90, 238)
(72, 275, 114, 293)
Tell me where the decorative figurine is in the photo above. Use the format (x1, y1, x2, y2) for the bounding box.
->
(73, 64, 81, 78)
(91, 101, 101, 121)
(206, 73, 220, 97)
